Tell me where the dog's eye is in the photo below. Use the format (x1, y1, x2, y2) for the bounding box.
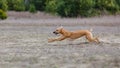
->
(56, 30, 58, 31)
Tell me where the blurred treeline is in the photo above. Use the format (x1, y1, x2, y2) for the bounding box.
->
(0, 0, 120, 19)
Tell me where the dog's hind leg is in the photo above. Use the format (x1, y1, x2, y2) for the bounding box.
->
(95, 37, 100, 43)
(85, 33, 99, 43)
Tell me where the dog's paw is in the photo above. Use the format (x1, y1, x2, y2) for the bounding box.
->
(48, 39, 55, 43)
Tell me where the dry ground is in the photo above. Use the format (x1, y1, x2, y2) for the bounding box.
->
(0, 11, 120, 68)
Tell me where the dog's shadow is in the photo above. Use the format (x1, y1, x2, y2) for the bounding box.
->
(68, 42, 108, 46)
(49, 41, 112, 46)
(69, 42, 89, 45)
(49, 42, 89, 46)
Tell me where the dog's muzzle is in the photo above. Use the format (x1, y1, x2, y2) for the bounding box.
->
(53, 31, 59, 35)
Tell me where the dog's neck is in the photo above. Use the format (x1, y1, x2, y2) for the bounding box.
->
(61, 28, 69, 33)
(60, 28, 71, 37)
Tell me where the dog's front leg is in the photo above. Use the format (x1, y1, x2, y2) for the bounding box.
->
(48, 36, 66, 43)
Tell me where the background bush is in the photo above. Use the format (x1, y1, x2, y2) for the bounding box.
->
(45, 0, 120, 17)
(7, 0, 25, 11)
(0, 0, 8, 11)
(29, 0, 46, 11)
(116, 0, 120, 5)
(79, 0, 96, 17)
(95, 0, 119, 14)
(29, 4, 37, 13)
(56, 0, 80, 17)
(0, 0, 7, 20)
(14, 0, 25, 11)
(45, 0, 58, 14)
(1, 0, 120, 18)
(45, 0, 80, 17)
(0, 9, 7, 20)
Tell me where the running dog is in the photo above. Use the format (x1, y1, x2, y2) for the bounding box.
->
(48, 26, 100, 43)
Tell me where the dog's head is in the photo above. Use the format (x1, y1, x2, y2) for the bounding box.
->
(53, 26, 71, 37)
(53, 26, 63, 35)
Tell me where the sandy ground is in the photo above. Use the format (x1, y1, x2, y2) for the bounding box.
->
(0, 11, 120, 68)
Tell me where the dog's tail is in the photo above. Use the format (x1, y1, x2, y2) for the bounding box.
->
(89, 28, 93, 32)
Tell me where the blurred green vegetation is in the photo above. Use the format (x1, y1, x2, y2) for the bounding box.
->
(29, 4, 37, 13)
(0, 9, 7, 19)
(0, 0, 120, 19)
(0, 0, 7, 19)
(0, 0, 8, 11)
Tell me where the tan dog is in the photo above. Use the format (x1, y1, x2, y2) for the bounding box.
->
(48, 26, 100, 43)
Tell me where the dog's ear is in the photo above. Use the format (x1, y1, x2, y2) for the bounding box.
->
(60, 26, 63, 29)
(57, 26, 63, 30)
